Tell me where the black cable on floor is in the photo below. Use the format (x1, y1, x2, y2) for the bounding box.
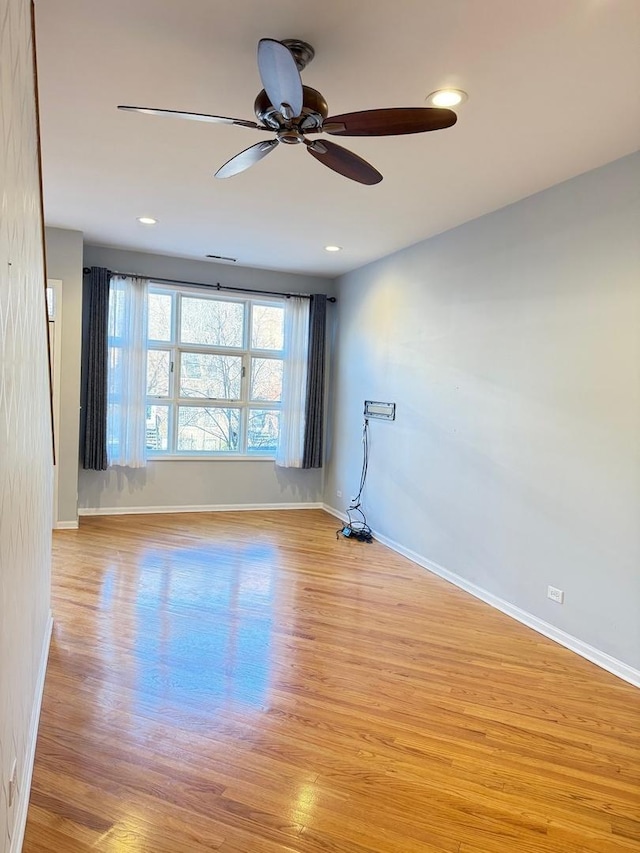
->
(337, 419, 373, 543)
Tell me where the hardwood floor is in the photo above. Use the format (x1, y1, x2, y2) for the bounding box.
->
(23, 510, 640, 853)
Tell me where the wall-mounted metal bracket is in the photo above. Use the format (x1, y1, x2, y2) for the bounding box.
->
(364, 401, 396, 420)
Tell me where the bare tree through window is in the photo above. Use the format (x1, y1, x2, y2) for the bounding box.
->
(145, 288, 284, 455)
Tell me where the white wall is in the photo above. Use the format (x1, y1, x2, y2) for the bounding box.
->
(0, 2, 53, 851)
(45, 227, 83, 525)
(78, 245, 336, 512)
(326, 152, 640, 674)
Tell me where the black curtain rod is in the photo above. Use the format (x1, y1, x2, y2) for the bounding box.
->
(82, 268, 337, 303)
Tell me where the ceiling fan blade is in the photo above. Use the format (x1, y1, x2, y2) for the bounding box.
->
(323, 107, 457, 136)
(117, 105, 265, 130)
(215, 140, 279, 179)
(307, 140, 382, 185)
(257, 39, 303, 119)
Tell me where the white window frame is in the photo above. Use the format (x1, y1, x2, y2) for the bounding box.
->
(145, 284, 284, 460)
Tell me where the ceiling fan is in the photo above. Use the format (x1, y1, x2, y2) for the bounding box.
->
(118, 38, 457, 185)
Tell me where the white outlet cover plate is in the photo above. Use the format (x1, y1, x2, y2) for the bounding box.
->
(547, 585, 564, 604)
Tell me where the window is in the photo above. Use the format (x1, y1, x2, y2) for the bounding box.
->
(145, 287, 284, 458)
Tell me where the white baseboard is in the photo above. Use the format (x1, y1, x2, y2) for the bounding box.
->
(322, 504, 640, 689)
(323, 504, 347, 522)
(10, 611, 53, 853)
(53, 520, 78, 530)
(79, 502, 324, 517)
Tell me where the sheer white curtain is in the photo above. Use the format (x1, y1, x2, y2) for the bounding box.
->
(107, 275, 149, 468)
(276, 296, 310, 468)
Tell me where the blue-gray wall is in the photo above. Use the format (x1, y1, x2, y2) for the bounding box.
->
(325, 153, 640, 673)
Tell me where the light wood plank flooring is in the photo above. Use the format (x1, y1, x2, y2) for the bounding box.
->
(24, 510, 640, 852)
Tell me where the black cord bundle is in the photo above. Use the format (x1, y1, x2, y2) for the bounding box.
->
(337, 419, 373, 543)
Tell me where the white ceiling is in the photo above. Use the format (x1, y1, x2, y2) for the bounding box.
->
(35, 0, 640, 277)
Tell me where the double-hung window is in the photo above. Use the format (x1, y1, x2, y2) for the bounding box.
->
(145, 286, 284, 458)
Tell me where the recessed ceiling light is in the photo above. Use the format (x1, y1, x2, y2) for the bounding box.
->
(325, 245, 342, 252)
(137, 216, 157, 225)
(425, 89, 468, 108)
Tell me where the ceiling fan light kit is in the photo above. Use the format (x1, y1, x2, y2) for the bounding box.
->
(118, 38, 458, 185)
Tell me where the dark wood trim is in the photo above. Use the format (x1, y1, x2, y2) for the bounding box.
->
(31, 0, 56, 466)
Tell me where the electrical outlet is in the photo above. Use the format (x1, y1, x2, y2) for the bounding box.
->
(8, 758, 17, 808)
(547, 585, 564, 604)
(336, 490, 342, 498)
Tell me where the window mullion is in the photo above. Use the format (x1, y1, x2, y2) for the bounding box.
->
(240, 352, 249, 454)
(170, 293, 181, 454)
(242, 300, 252, 454)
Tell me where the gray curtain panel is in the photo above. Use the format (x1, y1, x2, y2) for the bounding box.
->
(82, 266, 111, 470)
(302, 294, 327, 469)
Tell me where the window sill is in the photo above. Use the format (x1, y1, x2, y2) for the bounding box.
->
(147, 455, 276, 463)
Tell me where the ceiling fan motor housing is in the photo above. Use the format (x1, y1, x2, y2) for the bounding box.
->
(254, 86, 329, 132)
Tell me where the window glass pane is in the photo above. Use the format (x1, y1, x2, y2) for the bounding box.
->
(251, 304, 284, 351)
(177, 407, 240, 452)
(148, 292, 173, 341)
(108, 347, 122, 397)
(250, 358, 283, 402)
(180, 297, 244, 347)
(247, 409, 280, 455)
(145, 405, 169, 451)
(147, 350, 171, 396)
(108, 285, 125, 340)
(180, 353, 241, 399)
